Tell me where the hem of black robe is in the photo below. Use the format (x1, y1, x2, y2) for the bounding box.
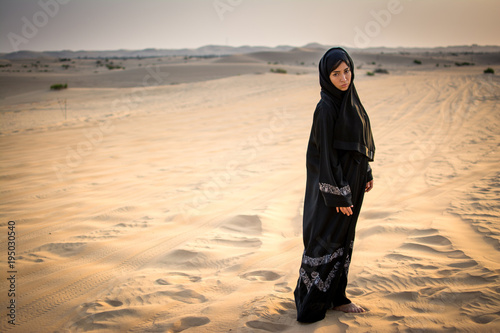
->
(295, 249, 352, 323)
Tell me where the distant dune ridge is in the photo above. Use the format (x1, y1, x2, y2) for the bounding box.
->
(0, 45, 499, 332)
(1, 43, 500, 59)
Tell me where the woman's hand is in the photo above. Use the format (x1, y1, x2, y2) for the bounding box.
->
(365, 180, 374, 192)
(336, 206, 353, 216)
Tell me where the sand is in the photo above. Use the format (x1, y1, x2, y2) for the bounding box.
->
(0, 49, 499, 332)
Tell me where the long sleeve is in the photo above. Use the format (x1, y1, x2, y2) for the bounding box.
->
(367, 163, 373, 182)
(313, 107, 353, 207)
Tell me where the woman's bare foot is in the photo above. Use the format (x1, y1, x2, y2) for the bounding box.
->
(332, 302, 365, 313)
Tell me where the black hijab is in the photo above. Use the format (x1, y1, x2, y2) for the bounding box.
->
(319, 47, 375, 161)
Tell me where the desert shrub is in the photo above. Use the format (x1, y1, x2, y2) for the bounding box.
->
(484, 67, 495, 74)
(270, 68, 287, 74)
(374, 68, 389, 74)
(106, 64, 124, 70)
(0, 64, 12, 68)
(50, 83, 68, 90)
(413, 59, 422, 65)
(366, 71, 375, 76)
(455, 62, 474, 66)
(61, 64, 70, 69)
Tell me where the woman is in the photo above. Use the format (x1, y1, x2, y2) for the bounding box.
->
(294, 47, 375, 323)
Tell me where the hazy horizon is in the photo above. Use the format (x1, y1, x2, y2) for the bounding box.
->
(2, 42, 500, 55)
(1, 0, 499, 53)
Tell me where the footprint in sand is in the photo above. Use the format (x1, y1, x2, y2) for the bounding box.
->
(80, 299, 123, 311)
(246, 320, 290, 332)
(274, 282, 292, 293)
(157, 249, 207, 268)
(71, 308, 139, 331)
(385, 314, 405, 322)
(165, 316, 210, 333)
(165, 288, 207, 304)
(155, 278, 171, 285)
(211, 235, 262, 248)
(34, 242, 87, 257)
(18, 253, 47, 263)
(163, 271, 201, 283)
(220, 215, 262, 235)
(132, 287, 207, 306)
(74, 213, 150, 241)
(104, 299, 123, 307)
(241, 270, 282, 282)
(143, 288, 206, 305)
(362, 210, 396, 220)
(71, 299, 136, 332)
(239, 295, 295, 332)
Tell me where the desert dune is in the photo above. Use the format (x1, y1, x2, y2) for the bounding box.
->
(0, 48, 499, 332)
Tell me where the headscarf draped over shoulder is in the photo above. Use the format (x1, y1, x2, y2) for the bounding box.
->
(318, 47, 375, 161)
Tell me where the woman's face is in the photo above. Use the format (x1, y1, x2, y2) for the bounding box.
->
(329, 61, 351, 91)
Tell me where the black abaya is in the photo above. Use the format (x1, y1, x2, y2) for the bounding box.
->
(294, 48, 375, 323)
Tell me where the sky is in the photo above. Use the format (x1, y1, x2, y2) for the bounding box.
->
(0, 0, 499, 53)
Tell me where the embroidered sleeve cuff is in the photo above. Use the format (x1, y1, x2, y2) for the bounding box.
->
(319, 183, 353, 207)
